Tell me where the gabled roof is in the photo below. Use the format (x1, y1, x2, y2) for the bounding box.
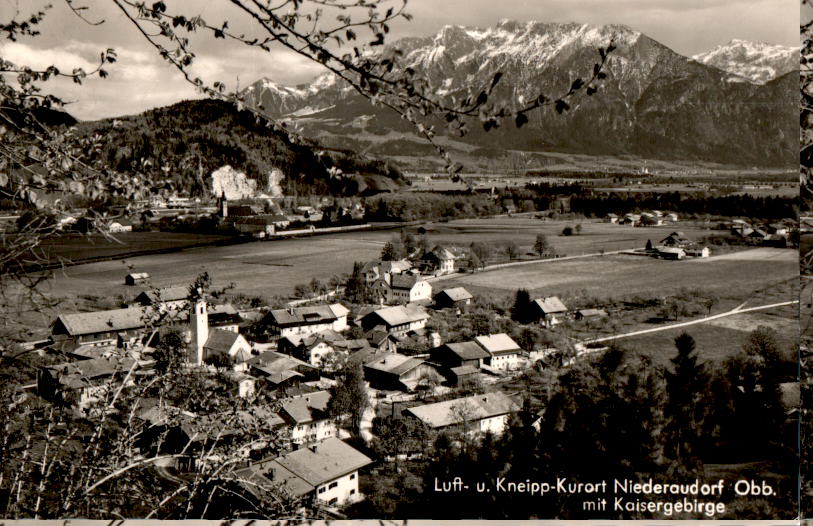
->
(365, 305, 429, 328)
(246, 351, 314, 374)
(268, 303, 346, 327)
(347, 347, 391, 366)
(127, 272, 150, 280)
(390, 274, 422, 290)
(424, 246, 455, 261)
(436, 287, 473, 302)
(54, 307, 149, 337)
(45, 356, 137, 388)
(282, 329, 344, 349)
(237, 438, 373, 497)
(405, 392, 519, 429)
(449, 365, 479, 377)
(442, 341, 491, 361)
(279, 391, 331, 424)
(204, 329, 249, 361)
(475, 333, 521, 355)
(364, 354, 424, 377)
(134, 286, 190, 306)
(532, 297, 568, 314)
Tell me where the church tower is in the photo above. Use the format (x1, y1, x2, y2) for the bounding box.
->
(191, 296, 209, 366)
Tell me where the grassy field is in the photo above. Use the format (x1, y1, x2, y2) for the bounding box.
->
(442, 248, 798, 301)
(38, 232, 232, 263)
(618, 308, 798, 368)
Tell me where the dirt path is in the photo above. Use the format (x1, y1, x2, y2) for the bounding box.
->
(581, 300, 799, 346)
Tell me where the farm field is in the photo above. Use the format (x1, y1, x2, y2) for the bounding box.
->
(442, 248, 798, 302)
(38, 232, 233, 263)
(619, 307, 798, 368)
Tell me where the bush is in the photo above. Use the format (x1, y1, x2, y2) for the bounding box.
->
(561, 226, 574, 236)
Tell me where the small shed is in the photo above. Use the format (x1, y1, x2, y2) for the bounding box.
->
(125, 272, 150, 286)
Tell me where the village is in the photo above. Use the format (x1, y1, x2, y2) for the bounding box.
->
(20, 191, 799, 518)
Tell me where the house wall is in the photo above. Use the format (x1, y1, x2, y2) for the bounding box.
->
(331, 316, 348, 332)
(280, 321, 334, 339)
(489, 352, 522, 370)
(478, 414, 509, 436)
(314, 470, 361, 506)
(290, 419, 339, 445)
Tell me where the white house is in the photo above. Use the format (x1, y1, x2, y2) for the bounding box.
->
(360, 305, 430, 336)
(475, 333, 523, 371)
(385, 274, 432, 304)
(265, 303, 349, 339)
(404, 392, 520, 437)
(235, 438, 373, 507)
(278, 391, 340, 445)
(530, 297, 568, 327)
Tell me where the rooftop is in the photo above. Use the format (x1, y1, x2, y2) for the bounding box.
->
(442, 341, 491, 361)
(54, 307, 151, 337)
(405, 392, 519, 429)
(279, 391, 331, 424)
(437, 287, 473, 302)
(475, 333, 521, 355)
(533, 297, 568, 314)
(366, 305, 430, 327)
(364, 354, 424, 376)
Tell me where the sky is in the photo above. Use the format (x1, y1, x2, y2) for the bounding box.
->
(0, 0, 800, 120)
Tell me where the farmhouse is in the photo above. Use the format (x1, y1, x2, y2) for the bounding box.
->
(421, 246, 456, 275)
(605, 213, 619, 224)
(278, 391, 340, 445)
(403, 391, 520, 436)
(475, 333, 523, 371)
(278, 329, 347, 368)
(51, 307, 152, 347)
(125, 272, 150, 286)
(430, 341, 490, 370)
(684, 246, 711, 258)
(529, 297, 568, 327)
(362, 354, 437, 391)
(235, 437, 373, 507)
(246, 351, 318, 390)
(434, 287, 473, 310)
(384, 274, 432, 305)
(660, 232, 692, 248)
(264, 303, 350, 339)
(203, 329, 252, 367)
(360, 305, 430, 336)
(38, 356, 137, 410)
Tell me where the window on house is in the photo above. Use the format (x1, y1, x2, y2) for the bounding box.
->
(318, 487, 326, 494)
(350, 473, 356, 480)
(328, 481, 338, 489)
(350, 489, 356, 495)
(328, 497, 338, 505)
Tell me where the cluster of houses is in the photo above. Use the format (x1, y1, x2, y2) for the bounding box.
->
(606, 210, 679, 226)
(729, 219, 792, 245)
(33, 276, 562, 510)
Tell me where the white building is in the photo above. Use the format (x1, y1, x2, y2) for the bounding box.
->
(384, 274, 432, 304)
(265, 303, 350, 339)
(404, 391, 520, 437)
(475, 333, 523, 371)
(236, 437, 374, 507)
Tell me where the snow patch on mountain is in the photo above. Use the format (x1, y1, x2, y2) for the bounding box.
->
(692, 39, 798, 84)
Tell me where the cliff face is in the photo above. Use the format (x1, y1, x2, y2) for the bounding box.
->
(210, 165, 286, 199)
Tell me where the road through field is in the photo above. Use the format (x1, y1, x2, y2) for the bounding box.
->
(581, 300, 799, 346)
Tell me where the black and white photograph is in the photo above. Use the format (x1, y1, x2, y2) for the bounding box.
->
(0, 0, 802, 520)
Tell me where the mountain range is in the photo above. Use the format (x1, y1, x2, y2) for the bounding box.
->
(241, 21, 798, 169)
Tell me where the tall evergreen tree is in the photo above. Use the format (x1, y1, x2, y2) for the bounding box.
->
(663, 332, 707, 473)
(511, 288, 533, 324)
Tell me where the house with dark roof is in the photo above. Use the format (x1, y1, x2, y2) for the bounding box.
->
(475, 333, 523, 371)
(403, 391, 520, 436)
(125, 272, 150, 286)
(235, 437, 373, 507)
(278, 391, 340, 445)
(203, 329, 252, 367)
(362, 354, 438, 391)
(528, 297, 568, 327)
(360, 305, 430, 336)
(264, 303, 350, 339)
(430, 341, 490, 371)
(660, 231, 692, 248)
(37, 356, 137, 410)
(434, 287, 473, 310)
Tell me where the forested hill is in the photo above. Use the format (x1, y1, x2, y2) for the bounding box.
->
(74, 99, 405, 197)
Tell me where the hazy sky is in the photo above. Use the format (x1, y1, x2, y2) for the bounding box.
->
(0, 0, 800, 120)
